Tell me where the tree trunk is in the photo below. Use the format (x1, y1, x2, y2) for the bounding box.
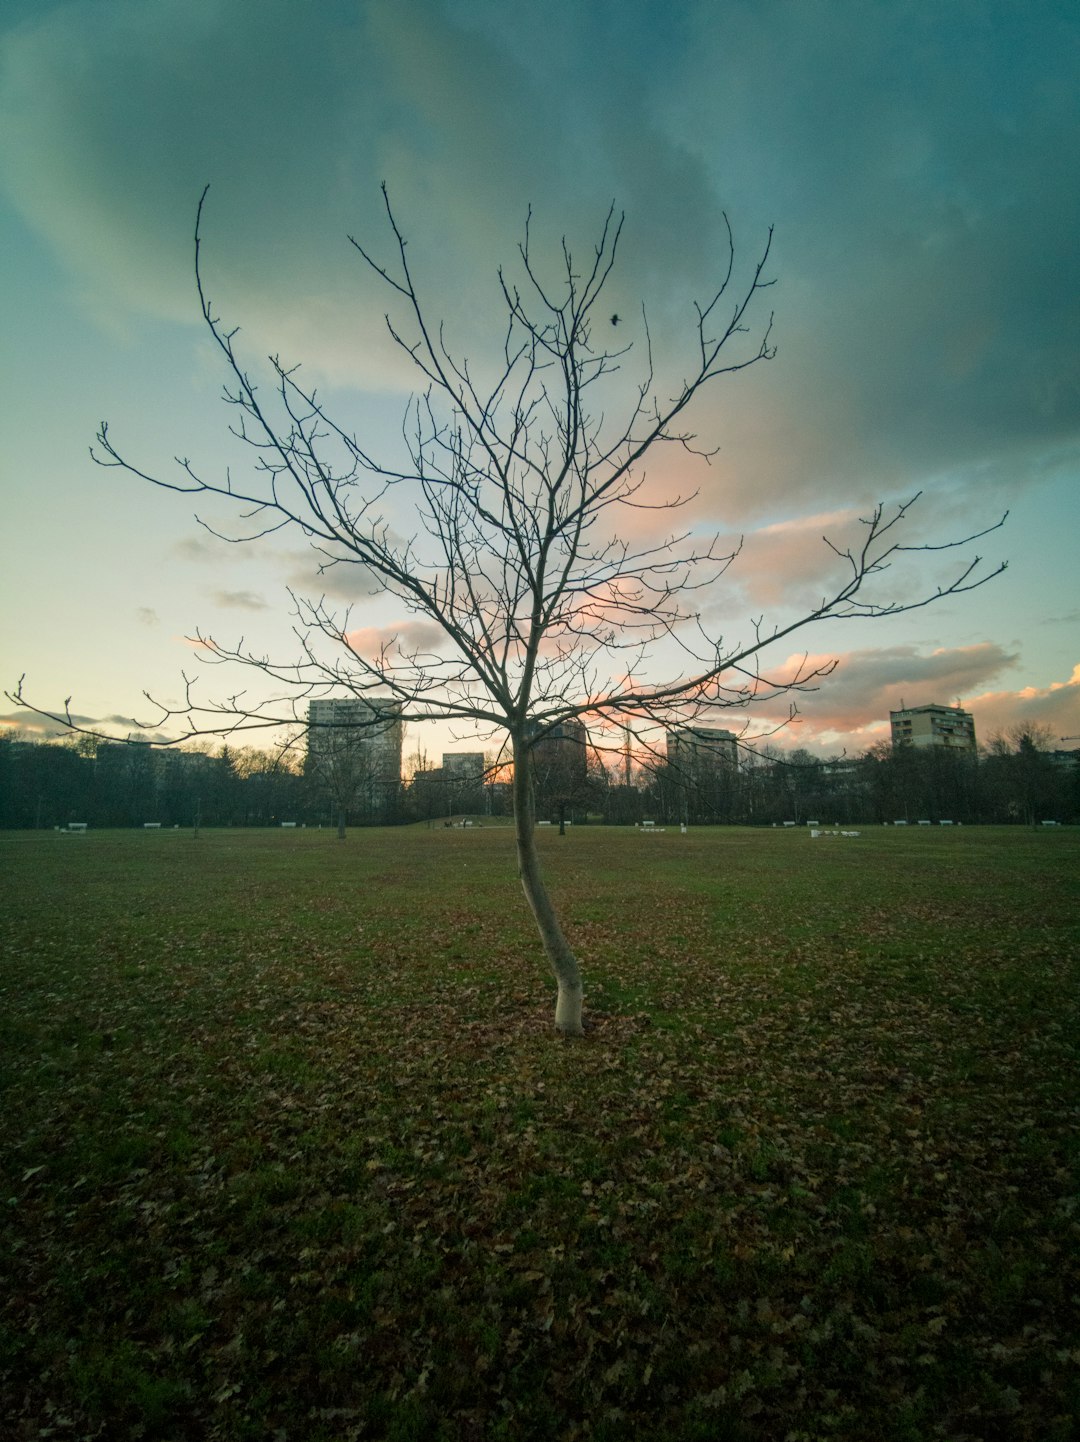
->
(513, 735, 584, 1036)
(337, 806, 346, 841)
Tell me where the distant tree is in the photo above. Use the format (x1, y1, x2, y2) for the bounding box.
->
(304, 723, 377, 839)
(11, 189, 1006, 1033)
(924, 746, 979, 824)
(770, 747, 818, 825)
(405, 756, 443, 825)
(739, 744, 788, 826)
(984, 724, 1058, 827)
(0, 737, 94, 828)
(204, 744, 241, 825)
(91, 739, 156, 825)
(532, 722, 590, 832)
(230, 743, 303, 826)
(581, 751, 612, 822)
(661, 731, 741, 825)
(860, 739, 983, 825)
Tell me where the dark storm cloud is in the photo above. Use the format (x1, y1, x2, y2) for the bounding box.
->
(668, 0, 1080, 511)
(0, 0, 713, 384)
(2, 0, 1077, 520)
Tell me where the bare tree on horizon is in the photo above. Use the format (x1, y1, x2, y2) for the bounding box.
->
(9, 186, 1006, 1034)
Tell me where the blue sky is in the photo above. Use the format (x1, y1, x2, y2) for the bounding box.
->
(2, 0, 1078, 759)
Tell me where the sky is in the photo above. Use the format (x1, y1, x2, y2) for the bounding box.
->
(1, 0, 1078, 764)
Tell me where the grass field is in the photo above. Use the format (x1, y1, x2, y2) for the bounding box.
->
(1, 824, 1078, 1441)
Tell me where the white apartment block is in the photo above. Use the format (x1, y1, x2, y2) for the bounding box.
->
(889, 704, 976, 752)
(306, 697, 404, 788)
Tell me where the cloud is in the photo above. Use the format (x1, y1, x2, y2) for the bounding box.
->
(344, 618, 447, 660)
(965, 663, 1080, 743)
(173, 537, 237, 562)
(0, 0, 728, 393)
(0, 709, 86, 739)
(171, 534, 266, 566)
(0, 708, 154, 740)
(4, 0, 1075, 541)
(282, 548, 383, 604)
(668, 0, 1080, 514)
(722, 508, 864, 612)
(690, 493, 1008, 629)
(211, 590, 267, 611)
(1, 0, 1076, 761)
(742, 641, 1020, 747)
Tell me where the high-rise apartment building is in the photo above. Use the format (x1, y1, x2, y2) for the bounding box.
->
(442, 751, 486, 781)
(889, 704, 976, 752)
(664, 725, 740, 824)
(306, 697, 404, 793)
(530, 718, 589, 787)
(666, 725, 739, 772)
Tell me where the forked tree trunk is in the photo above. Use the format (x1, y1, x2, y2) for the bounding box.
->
(512, 736, 584, 1036)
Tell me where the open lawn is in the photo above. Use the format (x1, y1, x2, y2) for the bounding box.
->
(1, 825, 1078, 1441)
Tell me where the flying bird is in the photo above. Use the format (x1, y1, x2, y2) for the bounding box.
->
(610, 313, 621, 326)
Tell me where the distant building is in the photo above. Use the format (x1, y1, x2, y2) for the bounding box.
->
(441, 751, 488, 813)
(442, 751, 486, 781)
(161, 748, 220, 777)
(530, 718, 588, 782)
(306, 697, 403, 795)
(889, 704, 976, 752)
(665, 725, 740, 824)
(666, 725, 739, 772)
(528, 718, 589, 821)
(1049, 749, 1079, 772)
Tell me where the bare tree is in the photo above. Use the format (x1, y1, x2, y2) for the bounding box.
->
(302, 697, 402, 835)
(985, 723, 1058, 828)
(304, 721, 374, 839)
(11, 187, 1006, 1034)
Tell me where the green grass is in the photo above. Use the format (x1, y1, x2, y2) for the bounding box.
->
(1, 824, 1078, 1440)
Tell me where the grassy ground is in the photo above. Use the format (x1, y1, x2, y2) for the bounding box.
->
(1, 824, 1078, 1441)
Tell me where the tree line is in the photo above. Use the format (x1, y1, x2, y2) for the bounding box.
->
(2, 725, 1074, 831)
(638, 727, 1077, 828)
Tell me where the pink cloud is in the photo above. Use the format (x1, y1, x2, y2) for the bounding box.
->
(344, 618, 447, 660)
(681, 506, 888, 623)
(965, 664, 1080, 744)
(690, 496, 1004, 624)
(737, 642, 1045, 751)
(734, 509, 864, 609)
